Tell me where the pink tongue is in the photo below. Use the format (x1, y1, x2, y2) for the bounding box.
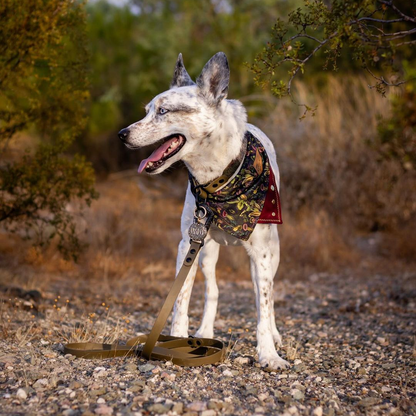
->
(138, 137, 178, 173)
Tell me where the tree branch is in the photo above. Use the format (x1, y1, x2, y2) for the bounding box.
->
(378, 0, 416, 23)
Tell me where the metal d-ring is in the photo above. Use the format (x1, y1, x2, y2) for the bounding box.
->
(194, 206, 207, 220)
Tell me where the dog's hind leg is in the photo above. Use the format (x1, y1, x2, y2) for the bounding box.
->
(270, 225, 283, 347)
(244, 224, 289, 370)
(195, 238, 220, 338)
(171, 238, 199, 337)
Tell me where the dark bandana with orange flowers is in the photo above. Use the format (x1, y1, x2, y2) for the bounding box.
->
(189, 131, 282, 241)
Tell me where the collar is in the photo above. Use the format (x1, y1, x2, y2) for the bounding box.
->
(190, 134, 247, 200)
(189, 131, 273, 240)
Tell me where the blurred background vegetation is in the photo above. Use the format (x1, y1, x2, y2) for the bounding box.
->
(0, 0, 415, 281)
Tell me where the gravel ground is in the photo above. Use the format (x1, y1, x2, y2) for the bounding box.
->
(0, 270, 415, 416)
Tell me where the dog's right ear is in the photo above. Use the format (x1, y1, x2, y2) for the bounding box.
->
(170, 53, 195, 89)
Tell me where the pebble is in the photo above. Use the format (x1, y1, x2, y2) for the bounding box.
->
(234, 356, 252, 365)
(201, 411, 216, 416)
(138, 363, 155, 373)
(186, 401, 207, 412)
(291, 389, 304, 400)
(125, 363, 137, 372)
(358, 397, 380, 407)
(69, 381, 83, 389)
(147, 403, 171, 414)
(312, 406, 323, 416)
(33, 378, 49, 389)
(172, 402, 184, 414)
(16, 388, 27, 400)
(1, 273, 414, 416)
(94, 404, 113, 415)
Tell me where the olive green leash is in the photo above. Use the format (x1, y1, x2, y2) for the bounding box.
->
(64, 205, 226, 366)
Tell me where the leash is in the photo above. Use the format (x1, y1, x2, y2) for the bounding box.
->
(64, 205, 226, 366)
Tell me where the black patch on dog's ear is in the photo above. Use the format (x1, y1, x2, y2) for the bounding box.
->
(196, 52, 229, 105)
(170, 53, 195, 89)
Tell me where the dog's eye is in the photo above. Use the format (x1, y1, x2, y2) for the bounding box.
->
(158, 107, 169, 115)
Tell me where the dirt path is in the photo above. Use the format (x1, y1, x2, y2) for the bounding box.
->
(1, 270, 415, 415)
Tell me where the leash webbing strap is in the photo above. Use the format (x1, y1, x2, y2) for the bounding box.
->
(64, 236, 226, 366)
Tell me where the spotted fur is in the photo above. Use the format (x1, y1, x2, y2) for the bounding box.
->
(119, 52, 289, 370)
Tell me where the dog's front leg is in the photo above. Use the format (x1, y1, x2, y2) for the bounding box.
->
(195, 238, 220, 338)
(171, 238, 199, 337)
(244, 225, 289, 370)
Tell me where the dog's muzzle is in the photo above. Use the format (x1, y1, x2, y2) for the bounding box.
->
(118, 128, 130, 142)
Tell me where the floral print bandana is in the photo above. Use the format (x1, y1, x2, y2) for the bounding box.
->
(189, 131, 282, 241)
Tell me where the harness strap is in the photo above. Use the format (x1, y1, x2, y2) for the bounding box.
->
(64, 222, 226, 367)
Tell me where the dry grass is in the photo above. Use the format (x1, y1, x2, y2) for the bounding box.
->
(0, 75, 415, 289)
(259, 75, 416, 232)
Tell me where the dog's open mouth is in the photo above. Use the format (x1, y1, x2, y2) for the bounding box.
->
(138, 134, 186, 173)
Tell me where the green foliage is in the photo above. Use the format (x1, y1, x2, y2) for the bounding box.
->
(79, 0, 293, 172)
(251, 0, 416, 107)
(0, 0, 98, 260)
(86, 0, 289, 130)
(377, 63, 416, 170)
(251, 0, 416, 166)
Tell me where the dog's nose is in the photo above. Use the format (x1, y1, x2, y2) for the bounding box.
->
(118, 128, 130, 142)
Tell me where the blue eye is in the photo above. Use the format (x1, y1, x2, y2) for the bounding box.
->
(158, 107, 169, 115)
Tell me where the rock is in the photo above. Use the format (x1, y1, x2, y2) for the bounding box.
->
(234, 356, 253, 365)
(312, 406, 323, 416)
(63, 410, 78, 416)
(291, 389, 304, 400)
(222, 369, 233, 377)
(245, 386, 258, 396)
(147, 403, 171, 414)
(16, 388, 27, 400)
(94, 404, 113, 415)
(138, 363, 155, 373)
(358, 397, 380, 407)
(69, 380, 83, 389)
(207, 400, 222, 410)
(172, 402, 184, 414)
(33, 378, 49, 389)
(91, 388, 107, 397)
(201, 410, 216, 416)
(97, 398, 106, 404)
(186, 401, 207, 412)
(128, 385, 143, 393)
(125, 363, 137, 372)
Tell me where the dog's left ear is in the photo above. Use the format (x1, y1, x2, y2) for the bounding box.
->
(170, 53, 195, 89)
(196, 52, 229, 105)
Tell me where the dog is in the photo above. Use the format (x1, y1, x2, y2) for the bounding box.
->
(118, 52, 289, 369)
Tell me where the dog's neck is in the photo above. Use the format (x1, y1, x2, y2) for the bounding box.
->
(183, 99, 247, 184)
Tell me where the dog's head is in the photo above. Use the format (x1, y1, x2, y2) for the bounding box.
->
(118, 52, 237, 175)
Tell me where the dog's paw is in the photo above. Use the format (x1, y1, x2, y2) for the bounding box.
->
(259, 353, 290, 370)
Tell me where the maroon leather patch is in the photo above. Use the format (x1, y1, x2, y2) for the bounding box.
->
(258, 168, 282, 224)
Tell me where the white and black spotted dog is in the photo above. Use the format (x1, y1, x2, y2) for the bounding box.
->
(118, 52, 289, 369)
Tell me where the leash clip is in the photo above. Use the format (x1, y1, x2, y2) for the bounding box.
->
(188, 203, 213, 244)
